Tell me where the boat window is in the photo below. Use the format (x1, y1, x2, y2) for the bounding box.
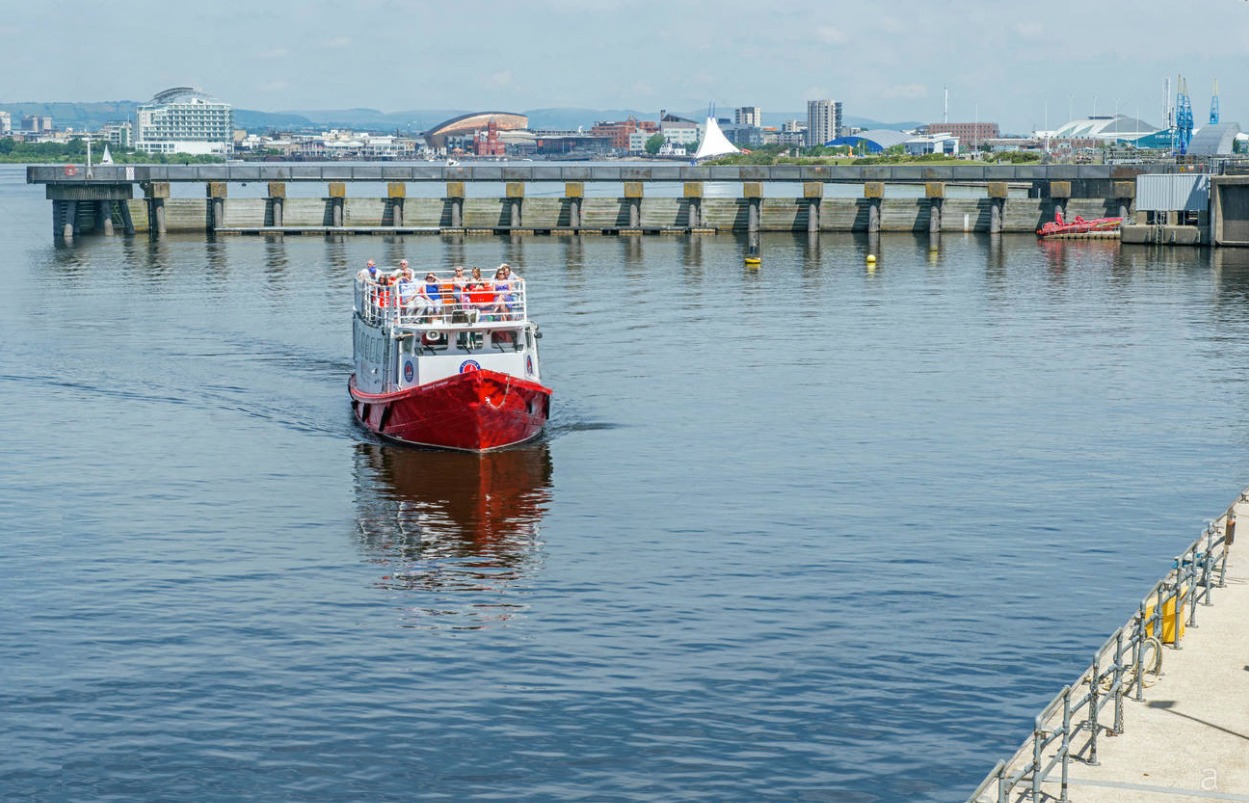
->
(420, 331, 449, 352)
(492, 330, 522, 352)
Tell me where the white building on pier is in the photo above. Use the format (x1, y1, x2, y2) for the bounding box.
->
(136, 87, 233, 156)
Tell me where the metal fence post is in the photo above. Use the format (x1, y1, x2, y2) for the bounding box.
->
(1113, 629, 1125, 734)
(1088, 655, 1101, 766)
(1060, 687, 1072, 802)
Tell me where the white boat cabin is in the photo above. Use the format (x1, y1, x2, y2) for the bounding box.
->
(352, 268, 542, 395)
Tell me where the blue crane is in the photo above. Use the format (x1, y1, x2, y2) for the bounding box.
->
(1210, 79, 1220, 125)
(1176, 76, 1194, 155)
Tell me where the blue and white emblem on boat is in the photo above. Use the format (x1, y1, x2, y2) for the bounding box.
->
(403, 359, 415, 382)
(459, 359, 481, 373)
(525, 354, 534, 375)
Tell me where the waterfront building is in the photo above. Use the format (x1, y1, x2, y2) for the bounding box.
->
(423, 112, 528, 153)
(823, 129, 911, 153)
(101, 121, 132, 148)
(22, 115, 53, 133)
(660, 118, 699, 147)
(925, 122, 1000, 148)
(0, 111, 10, 134)
(136, 87, 233, 155)
(735, 106, 761, 127)
(904, 133, 959, 155)
(590, 117, 658, 152)
(806, 100, 842, 147)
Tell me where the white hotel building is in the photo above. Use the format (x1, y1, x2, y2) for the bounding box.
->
(135, 87, 233, 156)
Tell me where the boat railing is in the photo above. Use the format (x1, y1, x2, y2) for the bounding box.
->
(965, 502, 1237, 803)
(354, 270, 528, 329)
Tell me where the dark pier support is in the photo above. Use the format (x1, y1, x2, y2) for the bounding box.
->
(989, 181, 1009, 234)
(447, 182, 464, 228)
(47, 182, 135, 242)
(207, 181, 227, 232)
(506, 182, 524, 229)
(685, 182, 703, 229)
(744, 182, 762, 235)
(566, 182, 583, 229)
(267, 182, 285, 228)
(1113, 181, 1135, 222)
(96, 200, 114, 236)
(118, 200, 134, 235)
(624, 182, 642, 230)
(804, 181, 822, 233)
(61, 201, 77, 241)
(1048, 180, 1070, 225)
(327, 182, 345, 228)
(387, 182, 405, 227)
(927, 182, 945, 234)
(865, 182, 884, 233)
(144, 181, 168, 237)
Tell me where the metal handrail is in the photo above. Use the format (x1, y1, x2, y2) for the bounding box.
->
(967, 500, 1238, 803)
(354, 271, 528, 328)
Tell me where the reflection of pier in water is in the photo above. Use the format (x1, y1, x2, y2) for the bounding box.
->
(353, 442, 552, 628)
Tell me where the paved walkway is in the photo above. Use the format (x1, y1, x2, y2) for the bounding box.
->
(1053, 497, 1246, 801)
(982, 494, 1249, 802)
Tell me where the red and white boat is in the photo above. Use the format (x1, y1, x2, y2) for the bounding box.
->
(1037, 211, 1123, 238)
(349, 266, 551, 451)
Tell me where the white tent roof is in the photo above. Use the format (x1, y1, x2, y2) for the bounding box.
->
(693, 116, 739, 160)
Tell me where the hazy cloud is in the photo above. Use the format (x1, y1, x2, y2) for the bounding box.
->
(884, 83, 927, 100)
(257, 47, 289, 60)
(815, 26, 847, 44)
(486, 71, 513, 88)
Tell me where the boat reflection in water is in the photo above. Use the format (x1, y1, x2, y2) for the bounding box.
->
(353, 441, 553, 629)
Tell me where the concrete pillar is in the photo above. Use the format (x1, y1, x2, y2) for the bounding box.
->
(145, 181, 169, 236)
(268, 182, 285, 227)
(744, 182, 762, 234)
(328, 182, 345, 228)
(388, 182, 405, 227)
(926, 182, 945, 234)
(1113, 180, 1135, 222)
(685, 182, 703, 229)
(624, 181, 643, 229)
(447, 181, 464, 228)
(565, 182, 583, 229)
(988, 181, 1009, 234)
(118, 200, 135, 235)
(1048, 180, 1070, 222)
(804, 182, 823, 233)
(207, 181, 227, 231)
(506, 181, 524, 228)
(864, 182, 884, 233)
(62, 201, 77, 241)
(93, 200, 113, 236)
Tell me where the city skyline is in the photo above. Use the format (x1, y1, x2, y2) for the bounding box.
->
(1, 0, 1245, 134)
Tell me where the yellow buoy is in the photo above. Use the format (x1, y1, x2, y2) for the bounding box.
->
(744, 256, 761, 265)
(866, 254, 876, 264)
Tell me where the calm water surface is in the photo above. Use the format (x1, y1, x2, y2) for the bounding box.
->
(2, 166, 1247, 801)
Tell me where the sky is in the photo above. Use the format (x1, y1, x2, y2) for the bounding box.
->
(2, 0, 1246, 134)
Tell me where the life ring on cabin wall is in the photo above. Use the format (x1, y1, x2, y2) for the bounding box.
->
(64, 164, 78, 177)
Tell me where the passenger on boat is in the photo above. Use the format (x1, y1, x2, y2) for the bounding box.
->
(421, 272, 444, 320)
(396, 263, 419, 316)
(494, 266, 522, 320)
(467, 267, 493, 319)
(357, 259, 378, 282)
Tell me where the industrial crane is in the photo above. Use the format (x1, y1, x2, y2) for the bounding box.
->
(1210, 79, 1220, 125)
(1176, 75, 1194, 155)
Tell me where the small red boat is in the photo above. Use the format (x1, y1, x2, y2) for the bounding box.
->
(1037, 211, 1122, 238)
(349, 265, 551, 451)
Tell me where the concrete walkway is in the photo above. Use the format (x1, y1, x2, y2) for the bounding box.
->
(1034, 496, 1248, 802)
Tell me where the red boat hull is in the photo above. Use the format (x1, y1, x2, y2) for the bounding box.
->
(349, 369, 551, 452)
